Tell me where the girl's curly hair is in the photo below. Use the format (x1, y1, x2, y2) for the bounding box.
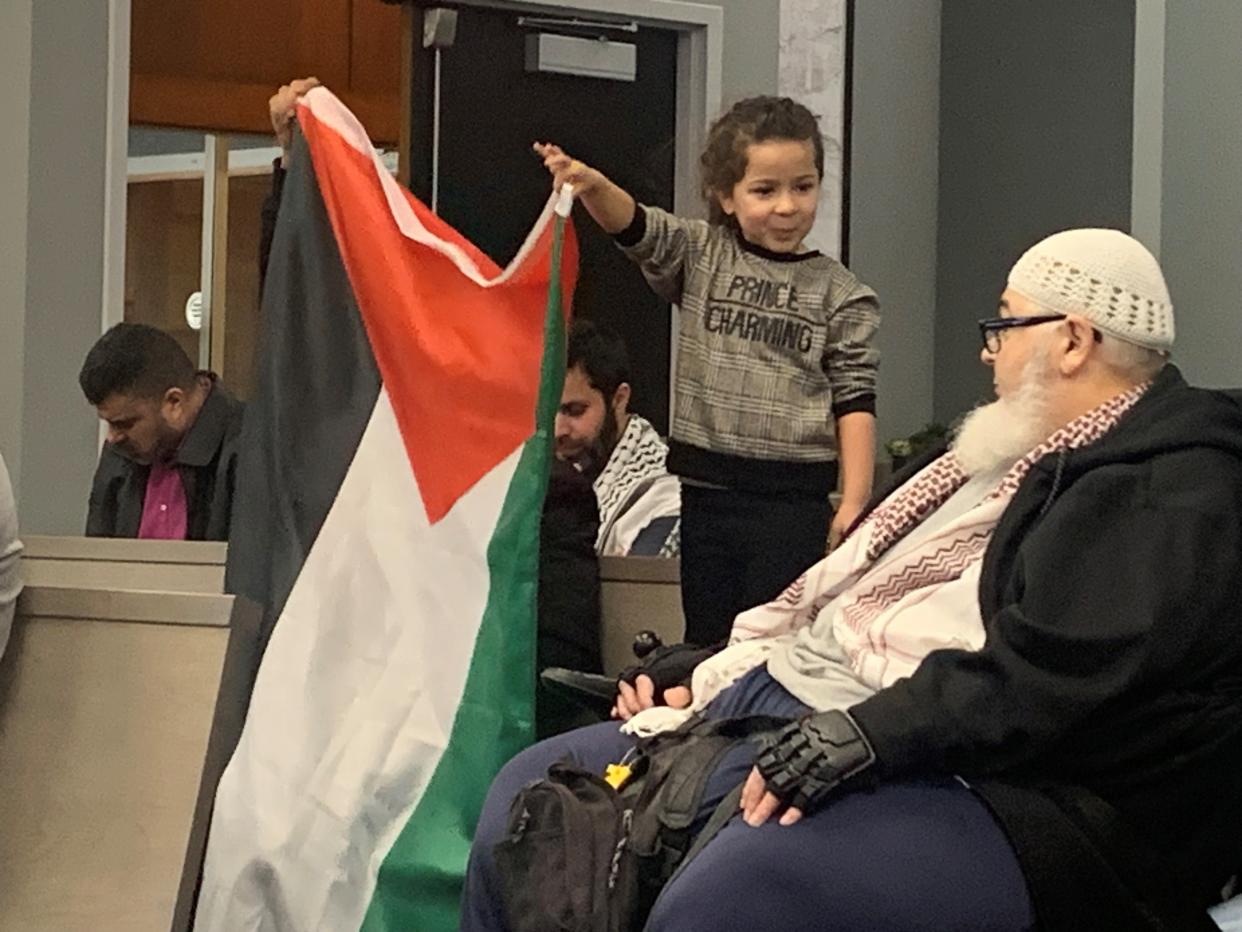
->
(700, 96, 824, 226)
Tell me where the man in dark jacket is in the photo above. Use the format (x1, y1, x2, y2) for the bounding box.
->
(462, 228, 1242, 932)
(81, 322, 245, 541)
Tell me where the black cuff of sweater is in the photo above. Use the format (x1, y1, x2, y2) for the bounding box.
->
(832, 394, 876, 419)
(612, 204, 647, 248)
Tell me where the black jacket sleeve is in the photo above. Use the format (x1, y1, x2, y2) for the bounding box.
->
(537, 460, 602, 674)
(258, 160, 286, 298)
(850, 469, 1236, 781)
(85, 445, 143, 538)
(84, 455, 115, 537)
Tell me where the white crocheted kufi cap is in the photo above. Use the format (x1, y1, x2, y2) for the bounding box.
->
(1007, 228, 1174, 351)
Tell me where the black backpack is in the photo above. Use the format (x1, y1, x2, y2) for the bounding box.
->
(492, 715, 786, 932)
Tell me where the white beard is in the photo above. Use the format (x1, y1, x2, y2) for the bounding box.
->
(952, 351, 1055, 477)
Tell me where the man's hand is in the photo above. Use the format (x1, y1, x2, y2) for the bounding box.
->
(609, 641, 718, 719)
(740, 764, 803, 826)
(270, 77, 321, 165)
(741, 710, 876, 827)
(612, 674, 692, 720)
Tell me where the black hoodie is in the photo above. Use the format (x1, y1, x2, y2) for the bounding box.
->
(850, 366, 1242, 930)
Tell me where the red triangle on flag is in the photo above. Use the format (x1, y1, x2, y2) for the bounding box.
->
(299, 104, 577, 524)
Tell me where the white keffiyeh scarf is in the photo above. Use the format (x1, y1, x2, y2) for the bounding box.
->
(624, 383, 1149, 735)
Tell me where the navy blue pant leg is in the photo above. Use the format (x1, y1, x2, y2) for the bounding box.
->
(646, 778, 1035, 932)
(460, 721, 634, 932)
(461, 667, 811, 931)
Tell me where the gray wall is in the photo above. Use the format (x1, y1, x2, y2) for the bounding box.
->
(1160, 1, 1242, 389)
(849, 0, 941, 444)
(713, 0, 780, 103)
(0, 0, 33, 499)
(934, 0, 1136, 424)
(5, 2, 112, 533)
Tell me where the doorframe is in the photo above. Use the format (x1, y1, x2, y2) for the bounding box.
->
(100, 0, 130, 451)
(445, 0, 723, 221)
(103, 0, 130, 335)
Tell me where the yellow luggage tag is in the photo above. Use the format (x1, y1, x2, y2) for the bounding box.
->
(603, 747, 640, 790)
(603, 763, 633, 790)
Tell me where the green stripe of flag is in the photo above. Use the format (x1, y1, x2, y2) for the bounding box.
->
(360, 213, 569, 931)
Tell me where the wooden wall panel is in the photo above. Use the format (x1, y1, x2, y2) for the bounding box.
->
(350, 0, 403, 96)
(124, 179, 203, 364)
(125, 174, 271, 398)
(222, 174, 271, 399)
(130, 0, 401, 143)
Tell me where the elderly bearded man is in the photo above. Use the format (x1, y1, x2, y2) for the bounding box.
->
(461, 228, 1242, 932)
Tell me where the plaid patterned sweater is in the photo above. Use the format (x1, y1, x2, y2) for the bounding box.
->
(617, 205, 880, 495)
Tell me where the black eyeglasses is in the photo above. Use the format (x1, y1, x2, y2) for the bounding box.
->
(977, 314, 1068, 354)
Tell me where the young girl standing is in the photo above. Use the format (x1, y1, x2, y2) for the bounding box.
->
(536, 96, 879, 647)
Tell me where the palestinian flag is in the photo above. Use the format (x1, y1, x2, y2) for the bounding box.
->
(193, 87, 577, 931)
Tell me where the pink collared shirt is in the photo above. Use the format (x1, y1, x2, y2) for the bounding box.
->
(137, 459, 189, 540)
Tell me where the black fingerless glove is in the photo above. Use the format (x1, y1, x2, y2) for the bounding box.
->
(755, 710, 876, 813)
(617, 641, 721, 695)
